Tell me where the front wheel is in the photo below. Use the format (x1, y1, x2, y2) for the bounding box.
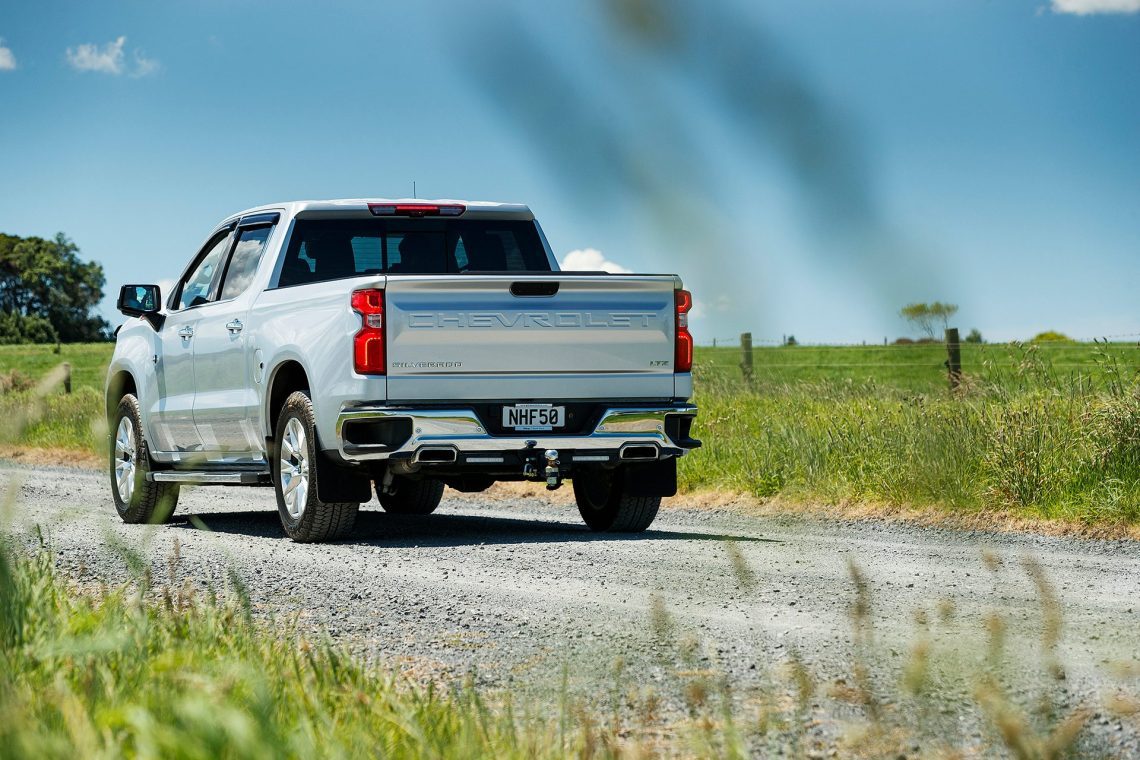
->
(109, 394, 179, 524)
(274, 391, 359, 542)
(572, 467, 661, 533)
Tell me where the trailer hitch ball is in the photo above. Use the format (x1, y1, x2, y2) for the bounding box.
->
(544, 449, 561, 490)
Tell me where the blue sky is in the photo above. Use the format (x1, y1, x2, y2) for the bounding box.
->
(1, 0, 1137, 344)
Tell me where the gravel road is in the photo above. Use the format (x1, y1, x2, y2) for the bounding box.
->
(3, 461, 1139, 754)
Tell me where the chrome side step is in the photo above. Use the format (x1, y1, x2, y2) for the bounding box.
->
(149, 471, 269, 485)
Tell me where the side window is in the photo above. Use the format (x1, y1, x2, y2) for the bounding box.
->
(177, 231, 232, 310)
(219, 226, 273, 301)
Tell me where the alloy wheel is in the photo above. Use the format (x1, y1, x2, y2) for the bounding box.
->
(114, 416, 137, 503)
(279, 417, 310, 519)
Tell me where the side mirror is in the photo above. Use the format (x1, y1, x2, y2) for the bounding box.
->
(117, 284, 165, 330)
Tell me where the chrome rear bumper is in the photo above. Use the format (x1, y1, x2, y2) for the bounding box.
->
(335, 403, 698, 462)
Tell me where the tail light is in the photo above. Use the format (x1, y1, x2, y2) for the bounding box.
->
(674, 288, 693, 372)
(351, 288, 385, 375)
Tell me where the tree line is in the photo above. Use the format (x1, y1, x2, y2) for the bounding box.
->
(0, 232, 110, 344)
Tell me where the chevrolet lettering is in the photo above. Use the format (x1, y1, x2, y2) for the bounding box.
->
(405, 311, 659, 329)
(106, 198, 699, 542)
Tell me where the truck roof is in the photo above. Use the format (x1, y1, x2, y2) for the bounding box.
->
(223, 198, 534, 224)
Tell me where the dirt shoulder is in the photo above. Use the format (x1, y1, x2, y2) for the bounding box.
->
(0, 445, 102, 470)
(490, 481, 1140, 541)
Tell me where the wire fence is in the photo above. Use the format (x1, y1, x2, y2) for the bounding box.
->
(699, 332, 1140, 349)
(694, 332, 1140, 382)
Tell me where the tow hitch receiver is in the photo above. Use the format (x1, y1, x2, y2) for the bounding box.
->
(520, 444, 562, 489)
(543, 449, 563, 490)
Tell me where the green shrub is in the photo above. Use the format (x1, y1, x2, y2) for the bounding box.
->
(0, 312, 59, 345)
(1031, 330, 1074, 343)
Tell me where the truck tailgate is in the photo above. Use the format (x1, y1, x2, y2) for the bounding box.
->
(384, 275, 677, 401)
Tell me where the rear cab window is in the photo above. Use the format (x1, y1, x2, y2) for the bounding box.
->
(275, 218, 550, 287)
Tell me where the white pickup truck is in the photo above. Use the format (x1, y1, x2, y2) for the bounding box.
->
(107, 199, 699, 542)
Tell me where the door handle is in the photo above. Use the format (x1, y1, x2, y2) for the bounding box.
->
(226, 319, 243, 334)
(178, 326, 194, 340)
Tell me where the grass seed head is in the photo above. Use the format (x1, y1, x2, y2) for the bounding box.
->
(723, 539, 756, 592)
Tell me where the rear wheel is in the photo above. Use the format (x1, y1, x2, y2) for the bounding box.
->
(109, 394, 179, 524)
(274, 391, 358, 542)
(573, 467, 660, 533)
(376, 476, 445, 515)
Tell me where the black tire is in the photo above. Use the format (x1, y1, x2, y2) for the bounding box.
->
(109, 394, 179, 524)
(376, 476, 445, 515)
(572, 467, 661, 532)
(274, 391, 358, 542)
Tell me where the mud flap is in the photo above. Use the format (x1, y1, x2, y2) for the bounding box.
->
(315, 452, 372, 503)
(623, 458, 677, 497)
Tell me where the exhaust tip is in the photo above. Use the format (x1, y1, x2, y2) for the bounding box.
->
(619, 444, 659, 461)
(414, 446, 458, 464)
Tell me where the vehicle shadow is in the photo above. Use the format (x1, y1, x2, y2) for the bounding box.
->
(172, 509, 781, 547)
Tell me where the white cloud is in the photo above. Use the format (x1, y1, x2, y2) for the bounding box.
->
(0, 40, 16, 71)
(67, 36, 126, 74)
(130, 50, 160, 78)
(66, 36, 158, 76)
(690, 294, 731, 319)
(688, 293, 734, 321)
(559, 248, 631, 274)
(1051, 0, 1140, 14)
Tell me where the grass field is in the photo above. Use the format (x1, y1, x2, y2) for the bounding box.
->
(0, 343, 113, 393)
(3, 339, 1140, 525)
(5, 340, 1137, 395)
(695, 339, 1140, 393)
(0, 343, 110, 455)
(680, 340, 1140, 525)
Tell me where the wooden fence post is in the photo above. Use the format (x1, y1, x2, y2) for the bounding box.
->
(63, 362, 72, 394)
(740, 332, 753, 381)
(945, 328, 961, 389)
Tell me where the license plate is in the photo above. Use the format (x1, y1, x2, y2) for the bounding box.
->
(502, 404, 565, 431)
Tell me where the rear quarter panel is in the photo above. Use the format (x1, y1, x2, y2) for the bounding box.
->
(250, 276, 387, 449)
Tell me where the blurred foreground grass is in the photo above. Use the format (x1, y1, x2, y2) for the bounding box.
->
(3, 341, 1140, 525)
(0, 534, 606, 759)
(2, 523, 1136, 757)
